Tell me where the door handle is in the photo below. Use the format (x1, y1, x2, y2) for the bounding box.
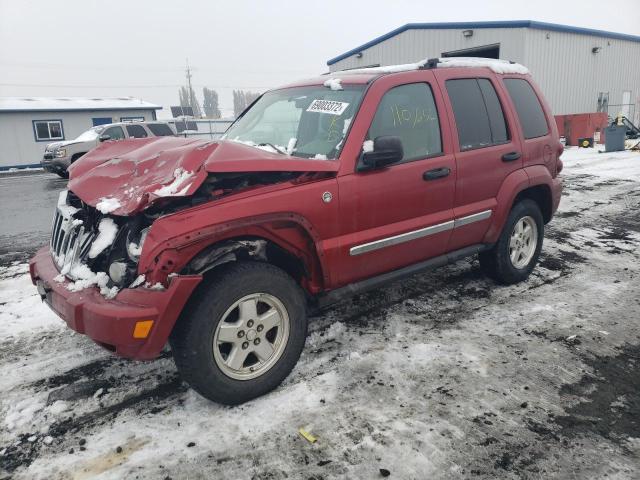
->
(423, 167, 451, 181)
(502, 151, 521, 162)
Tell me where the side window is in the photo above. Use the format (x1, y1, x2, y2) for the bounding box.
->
(367, 83, 442, 162)
(147, 123, 175, 136)
(446, 78, 509, 150)
(503, 79, 549, 139)
(126, 124, 148, 138)
(103, 126, 125, 140)
(478, 79, 508, 144)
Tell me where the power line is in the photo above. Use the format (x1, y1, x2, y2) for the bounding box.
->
(0, 82, 272, 89)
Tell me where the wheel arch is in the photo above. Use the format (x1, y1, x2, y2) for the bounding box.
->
(143, 214, 327, 295)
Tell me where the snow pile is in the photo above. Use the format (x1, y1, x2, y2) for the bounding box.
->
(286, 137, 297, 155)
(88, 218, 118, 258)
(4, 396, 45, 430)
(323, 78, 343, 90)
(307, 321, 346, 347)
(154, 168, 195, 197)
(61, 264, 119, 299)
(362, 139, 374, 152)
(230, 138, 288, 155)
(96, 197, 121, 214)
(436, 57, 529, 74)
(0, 267, 62, 338)
(313, 154, 328, 160)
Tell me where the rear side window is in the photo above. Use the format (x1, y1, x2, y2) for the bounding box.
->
(446, 78, 509, 150)
(126, 124, 148, 138)
(503, 79, 549, 139)
(367, 83, 442, 162)
(147, 123, 174, 136)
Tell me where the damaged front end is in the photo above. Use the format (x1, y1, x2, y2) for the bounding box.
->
(52, 170, 316, 297)
(51, 189, 155, 297)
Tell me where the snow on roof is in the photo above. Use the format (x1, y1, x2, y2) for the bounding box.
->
(0, 97, 161, 112)
(436, 57, 529, 74)
(338, 57, 529, 75)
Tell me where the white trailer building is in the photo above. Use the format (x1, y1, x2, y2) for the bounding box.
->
(327, 21, 640, 121)
(0, 97, 161, 169)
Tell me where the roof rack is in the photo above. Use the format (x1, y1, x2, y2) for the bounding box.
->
(334, 57, 529, 75)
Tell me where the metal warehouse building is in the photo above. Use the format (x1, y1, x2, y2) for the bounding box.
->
(0, 97, 161, 169)
(327, 21, 640, 122)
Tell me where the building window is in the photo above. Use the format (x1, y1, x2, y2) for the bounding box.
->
(120, 116, 145, 122)
(92, 117, 113, 126)
(33, 120, 64, 142)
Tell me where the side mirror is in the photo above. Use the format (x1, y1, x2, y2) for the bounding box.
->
(98, 134, 111, 142)
(359, 135, 403, 171)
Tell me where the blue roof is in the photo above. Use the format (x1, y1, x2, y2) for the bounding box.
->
(327, 20, 640, 66)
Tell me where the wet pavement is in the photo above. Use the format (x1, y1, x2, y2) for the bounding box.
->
(0, 171, 67, 265)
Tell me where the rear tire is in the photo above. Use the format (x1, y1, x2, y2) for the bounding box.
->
(56, 171, 69, 179)
(479, 199, 544, 284)
(170, 261, 307, 405)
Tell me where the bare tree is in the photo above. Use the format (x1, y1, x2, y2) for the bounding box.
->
(202, 87, 221, 118)
(233, 90, 261, 117)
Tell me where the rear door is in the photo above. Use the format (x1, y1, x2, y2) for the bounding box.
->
(334, 71, 457, 285)
(502, 77, 554, 170)
(435, 70, 523, 251)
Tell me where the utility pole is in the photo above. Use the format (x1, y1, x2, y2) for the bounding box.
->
(185, 58, 197, 117)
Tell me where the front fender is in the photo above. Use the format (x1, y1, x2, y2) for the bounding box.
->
(139, 212, 327, 294)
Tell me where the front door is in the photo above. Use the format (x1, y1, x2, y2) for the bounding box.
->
(335, 75, 456, 286)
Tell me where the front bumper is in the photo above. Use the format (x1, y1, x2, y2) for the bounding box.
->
(41, 155, 70, 173)
(29, 246, 202, 360)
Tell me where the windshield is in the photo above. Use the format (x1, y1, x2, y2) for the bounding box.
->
(223, 85, 365, 159)
(74, 127, 101, 142)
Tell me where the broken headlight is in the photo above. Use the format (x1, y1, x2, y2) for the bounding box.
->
(126, 226, 149, 261)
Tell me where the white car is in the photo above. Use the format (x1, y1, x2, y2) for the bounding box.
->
(41, 121, 176, 177)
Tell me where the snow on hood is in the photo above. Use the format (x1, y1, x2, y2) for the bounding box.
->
(67, 137, 338, 216)
(46, 140, 83, 150)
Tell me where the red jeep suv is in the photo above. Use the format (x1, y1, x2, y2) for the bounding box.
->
(30, 58, 562, 405)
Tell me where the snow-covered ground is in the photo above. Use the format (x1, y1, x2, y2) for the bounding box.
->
(1, 147, 639, 479)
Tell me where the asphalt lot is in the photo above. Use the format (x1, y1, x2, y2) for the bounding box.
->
(1, 151, 639, 479)
(0, 171, 67, 266)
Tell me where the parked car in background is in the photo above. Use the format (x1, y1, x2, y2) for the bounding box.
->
(31, 58, 562, 405)
(41, 121, 176, 177)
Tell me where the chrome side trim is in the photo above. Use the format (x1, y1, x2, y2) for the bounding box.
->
(350, 220, 454, 256)
(349, 209, 493, 256)
(453, 209, 492, 228)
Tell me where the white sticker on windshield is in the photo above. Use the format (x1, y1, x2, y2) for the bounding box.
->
(306, 99, 349, 116)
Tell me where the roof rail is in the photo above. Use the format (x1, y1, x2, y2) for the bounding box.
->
(333, 57, 529, 75)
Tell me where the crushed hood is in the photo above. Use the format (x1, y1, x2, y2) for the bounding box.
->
(67, 137, 338, 216)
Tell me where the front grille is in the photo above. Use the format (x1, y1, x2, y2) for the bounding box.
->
(50, 191, 96, 277)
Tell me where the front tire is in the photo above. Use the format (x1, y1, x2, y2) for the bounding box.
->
(479, 199, 544, 284)
(170, 261, 307, 405)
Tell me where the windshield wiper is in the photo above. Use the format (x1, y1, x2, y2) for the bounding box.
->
(257, 143, 287, 155)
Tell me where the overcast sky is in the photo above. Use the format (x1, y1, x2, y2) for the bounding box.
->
(1, 0, 638, 118)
